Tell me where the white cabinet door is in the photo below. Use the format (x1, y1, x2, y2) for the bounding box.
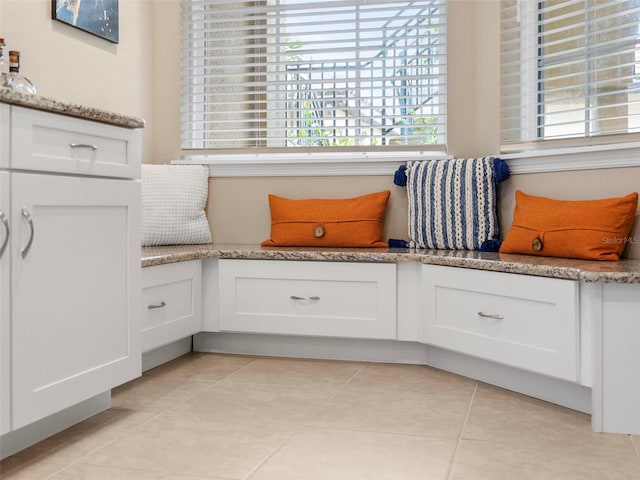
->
(0, 171, 10, 435)
(10, 172, 140, 429)
(141, 260, 202, 353)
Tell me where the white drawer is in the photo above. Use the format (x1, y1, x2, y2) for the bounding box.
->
(218, 260, 397, 339)
(10, 106, 140, 178)
(422, 264, 579, 381)
(141, 260, 202, 353)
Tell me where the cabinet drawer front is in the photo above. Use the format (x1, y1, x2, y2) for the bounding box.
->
(10, 107, 140, 178)
(422, 265, 579, 381)
(141, 260, 201, 352)
(219, 260, 396, 339)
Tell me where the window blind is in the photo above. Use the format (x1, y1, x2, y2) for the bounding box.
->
(181, 0, 447, 150)
(501, 0, 640, 147)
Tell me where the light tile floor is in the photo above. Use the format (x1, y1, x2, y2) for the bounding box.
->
(2, 353, 639, 479)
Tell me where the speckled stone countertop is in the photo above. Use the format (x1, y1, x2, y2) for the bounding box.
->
(141, 244, 640, 284)
(0, 89, 145, 128)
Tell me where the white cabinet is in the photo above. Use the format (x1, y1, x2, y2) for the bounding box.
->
(0, 171, 10, 436)
(0, 105, 141, 432)
(142, 260, 202, 353)
(421, 264, 579, 381)
(218, 259, 396, 339)
(592, 283, 640, 434)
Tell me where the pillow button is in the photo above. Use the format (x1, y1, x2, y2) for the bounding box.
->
(532, 237, 543, 251)
(314, 225, 325, 238)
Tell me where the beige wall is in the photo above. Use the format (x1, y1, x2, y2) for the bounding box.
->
(0, 0, 155, 163)
(2, 0, 638, 248)
(207, 176, 409, 245)
(151, 0, 182, 164)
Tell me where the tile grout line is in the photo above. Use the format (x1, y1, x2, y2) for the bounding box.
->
(214, 355, 263, 383)
(240, 423, 309, 480)
(325, 362, 368, 402)
(302, 361, 368, 423)
(444, 381, 478, 480)
(41, 404, 171, 479)
(241, 362, 368, 480)
(46, 462, 227, 480)
(216, 357, 368, 390)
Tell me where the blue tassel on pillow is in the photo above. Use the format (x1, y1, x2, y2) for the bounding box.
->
(479, 239, 502, 252)
(492, 157, 510, 183)
(395, 159, 508, 186)
(393, 165, 407, 187)
(388, 238, 409, 248)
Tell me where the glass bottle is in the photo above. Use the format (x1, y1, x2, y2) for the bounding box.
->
(1, 50, 37, 95)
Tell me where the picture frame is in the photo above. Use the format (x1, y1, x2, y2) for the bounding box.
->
(52, 0, 119, 44)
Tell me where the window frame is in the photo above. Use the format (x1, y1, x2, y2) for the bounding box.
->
(180, 0, 448, 154)
(501, 0, 640, 152)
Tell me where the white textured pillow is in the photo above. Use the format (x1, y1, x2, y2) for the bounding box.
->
(141, 164, 212, 246)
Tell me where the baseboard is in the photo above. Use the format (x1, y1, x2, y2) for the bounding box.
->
(0, 392, 111, 460)
(193, 332, 591, 414)
(142, 337, 193, 372)
(193, 332, 430, 364)
(425, 345, 591, 414)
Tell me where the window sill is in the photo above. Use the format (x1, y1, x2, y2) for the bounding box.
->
(176, 143, 640, 177)
(501, 142, 640, 174)
(175, 151, 449, 177)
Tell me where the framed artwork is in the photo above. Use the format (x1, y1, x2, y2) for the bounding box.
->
(52, 0, 119, 44)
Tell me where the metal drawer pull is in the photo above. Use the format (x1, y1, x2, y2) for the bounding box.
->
(69, 143, 98, 151)
(21, 207, 34, 258)
(477, 312, 504, 320)
(290, 296, 320, 301)
(148, 301, 167, 309)
(0, 209, 9, 259)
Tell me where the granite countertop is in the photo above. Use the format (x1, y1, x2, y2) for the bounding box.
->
(0, 89, 145, 129)
(141, 244, 640, 284)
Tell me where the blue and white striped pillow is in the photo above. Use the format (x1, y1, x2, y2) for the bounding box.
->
(405, 157, 509, 251)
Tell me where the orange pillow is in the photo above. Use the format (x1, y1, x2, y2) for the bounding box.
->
(500, 190, 638, 261)
(261, 191, 390, 248)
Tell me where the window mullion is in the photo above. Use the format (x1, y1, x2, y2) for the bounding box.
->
(584, 0, 592, 138)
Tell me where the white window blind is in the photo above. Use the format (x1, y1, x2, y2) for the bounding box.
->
(501, 0, 640, 147)
(181, 0, 447, 150)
